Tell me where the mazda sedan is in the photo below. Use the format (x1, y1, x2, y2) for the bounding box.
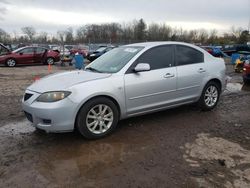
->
(22, 42, 226, 139)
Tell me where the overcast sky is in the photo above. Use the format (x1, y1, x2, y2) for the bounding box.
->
(0, 0, 250, 35)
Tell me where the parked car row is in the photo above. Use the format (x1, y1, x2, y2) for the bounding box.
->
(0, 44, 60, 67)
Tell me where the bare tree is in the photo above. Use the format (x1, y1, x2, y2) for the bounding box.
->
(21, 26, 36, 41)
(65, 27, 74, 44)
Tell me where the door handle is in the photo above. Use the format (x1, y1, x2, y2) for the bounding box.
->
(198, 68, 206, 73)
(164, 73, 175, 78)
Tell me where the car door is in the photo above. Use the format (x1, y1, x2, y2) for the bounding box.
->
(175, 45, 207, 101)
(17, 47, 35, 64)
(124, 45, 177, 115)
(34, 47, 47, 64)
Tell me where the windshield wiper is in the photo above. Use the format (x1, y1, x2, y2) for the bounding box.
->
(85, 67, 103, 73)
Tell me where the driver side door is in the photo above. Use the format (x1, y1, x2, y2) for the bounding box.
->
(17, 47, 35, 64)
(124, 45, 177, 116)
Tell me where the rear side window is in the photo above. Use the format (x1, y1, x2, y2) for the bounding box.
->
(136, 45, 174, 70)
(36, 48, 46, 54)
(176, 45, 204, 66)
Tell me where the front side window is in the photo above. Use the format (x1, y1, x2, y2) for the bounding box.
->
(176, 45, 204, 66)
(136, 45, 174, 70)
(19, 48, 34, 55)
(86, 46, 144, 73)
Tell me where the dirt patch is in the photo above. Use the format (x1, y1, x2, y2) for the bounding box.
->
(184, 133, 250, 187)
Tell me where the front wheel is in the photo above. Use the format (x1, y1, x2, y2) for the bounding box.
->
(198, 81, 220, 111)
(6, 59, 16, 67)
(76, 97, 119, 139)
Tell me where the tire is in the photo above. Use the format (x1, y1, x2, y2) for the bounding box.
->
(243, 78, 249, 84)
(198, 81, 221, 111)
(76, 97, 119, 139)
(46, 57, 54, 65)
(5, 58, 16, 67)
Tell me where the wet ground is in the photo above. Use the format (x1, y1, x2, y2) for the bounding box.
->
(0, 63, 250, 187)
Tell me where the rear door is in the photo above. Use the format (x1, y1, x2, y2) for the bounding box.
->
(175, 45, 207, 101)
(124, 45, 177, 115)
(34, 47, 47, 64)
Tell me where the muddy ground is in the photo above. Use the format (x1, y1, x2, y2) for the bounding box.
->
(0, 63, 250, 188)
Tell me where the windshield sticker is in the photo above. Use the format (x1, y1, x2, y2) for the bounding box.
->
(124, 48, 138, 53)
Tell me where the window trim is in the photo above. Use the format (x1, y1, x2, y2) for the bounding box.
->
(174, 45, 204, 66)
(125, 45, 175, 74)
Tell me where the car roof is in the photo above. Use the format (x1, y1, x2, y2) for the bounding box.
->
(125, 41, 200, 49)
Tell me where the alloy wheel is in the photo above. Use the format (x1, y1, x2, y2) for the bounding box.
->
(47, 58, 54, 65)
(6, 59, 16, 67)
(86, 104, 114, 134)
(204, 85, 218, 107)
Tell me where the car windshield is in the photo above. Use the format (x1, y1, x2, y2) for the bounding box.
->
(96, 47, 107, 52)
(86, 46, 144, 73)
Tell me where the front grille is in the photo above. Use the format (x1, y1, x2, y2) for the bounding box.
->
(24, 93, 33, 101)
(24, 111, 33, 122)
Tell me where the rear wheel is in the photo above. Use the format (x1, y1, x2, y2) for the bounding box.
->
(46, 57, 54, 65)
(76, 97, 119, 139)
(6, 59, 16, 67)
(199, 81, 220, 111)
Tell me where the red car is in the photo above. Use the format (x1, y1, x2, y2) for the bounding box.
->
(0, 45, 60, 67)
(70, 45, 89, 57)
(243, 59, 250, 83)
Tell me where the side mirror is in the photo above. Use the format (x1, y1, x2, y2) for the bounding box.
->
(19, 52, 23, 55)
(134, 63, 150, 72)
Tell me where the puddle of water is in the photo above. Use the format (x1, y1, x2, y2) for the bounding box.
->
(226, 83, 243, 93)
(225, 83, 250, 93)
(0, 119, 155, 187)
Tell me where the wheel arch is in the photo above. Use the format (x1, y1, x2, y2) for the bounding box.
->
(74, 95, 121, 129)
(207, 78, 222, 92)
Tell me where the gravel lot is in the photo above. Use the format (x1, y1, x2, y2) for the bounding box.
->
(0, 63, 250, 187)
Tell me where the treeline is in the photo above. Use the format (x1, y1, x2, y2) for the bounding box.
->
(0, 19, 249, 45)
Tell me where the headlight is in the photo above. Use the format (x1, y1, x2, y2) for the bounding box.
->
(90, 54, 96, 57)
(36, 91, 71, 103)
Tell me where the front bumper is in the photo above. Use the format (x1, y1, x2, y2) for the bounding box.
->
(22, 90, 77, 133)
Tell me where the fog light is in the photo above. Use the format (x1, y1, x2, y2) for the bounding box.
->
(43, 119, 51, 124)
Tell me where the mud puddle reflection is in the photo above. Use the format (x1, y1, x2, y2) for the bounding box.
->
(0, 120, 154, 187)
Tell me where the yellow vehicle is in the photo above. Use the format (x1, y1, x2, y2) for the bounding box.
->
(234, 52, 250, 73)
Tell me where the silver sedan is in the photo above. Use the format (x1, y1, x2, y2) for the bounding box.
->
(22, 42, 226, 139)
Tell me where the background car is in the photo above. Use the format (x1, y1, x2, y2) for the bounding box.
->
(0, 43, 10, 56)
(202, 46, 229, 58)
(70, 45, 89, 57)
(87, 46, 115, 61)
(0, 46, 60, 67)
(243, 59, 250, 83)
(22, 42, 226, 139)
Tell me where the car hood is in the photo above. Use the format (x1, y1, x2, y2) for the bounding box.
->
(28, 70, 111, 93)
